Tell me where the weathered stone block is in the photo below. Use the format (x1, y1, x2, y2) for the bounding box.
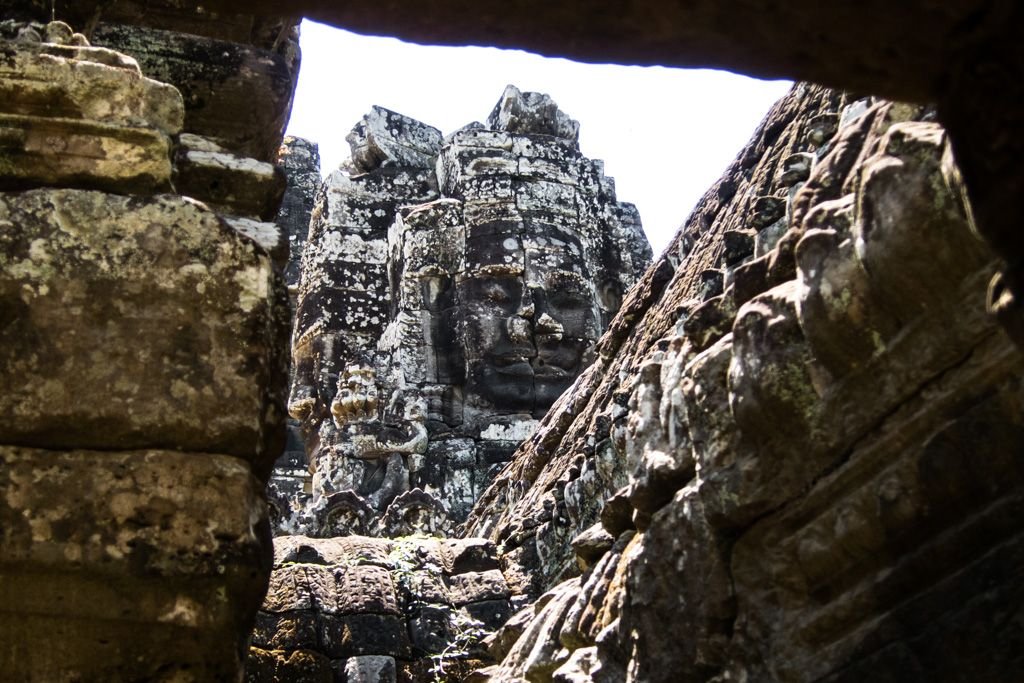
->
(273, 535, 396, 568)
(0, 189, 288, 468)
(621, 487, 734, 682)
(92, 23, 297, 161)
(0, 445, 270, 681)
(346, 105, 442, 172)
(0, 39, 186, 195)
(494, 577, 581, 681)
(442, 537, 501, 574)
(319, 613, 412, 659)
(464, 599, 514, 631)
(0, 41, 183, 134)
(174, 135, 287, 221)
(4, 3, 297, 48)
(795, 223, 896, 377)
(723, 280, 828, 527)
(276, 135, 322, 288)
(313, 168, 439, 237)
(854, 121, 989, 322)
(446, 569, 512, 605)
(335, 564, 400, 616)
(253, 611, 319, 651)
(409, 605, 455, 655)
(399, 569, 452, 606)
(224, 215, 289, 268)
(0, 112, 174, 194)
(344, 655, 398, 683)
(487, 85, 580, 141)
(262, 565, 311, 613)
(247, 648, 333, 683)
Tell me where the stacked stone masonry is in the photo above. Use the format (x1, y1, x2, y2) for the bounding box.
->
(270, 135, 324, 522)
(0, 6, 299, 680)
(248, 535, 522, 682)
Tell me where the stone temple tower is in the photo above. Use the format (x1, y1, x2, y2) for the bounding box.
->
(280, 85, 652, 537)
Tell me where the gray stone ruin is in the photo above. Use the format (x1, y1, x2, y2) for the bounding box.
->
(268, 136, 324, 522)
(279, 85, 652, 537)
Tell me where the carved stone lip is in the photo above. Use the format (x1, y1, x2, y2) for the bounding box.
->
(535, 332, 564, 345)
(531, 363, 570, 379)
(489, 352, 536, 376)
(533, 348, 578, 373)
(491, 349, 537, 366)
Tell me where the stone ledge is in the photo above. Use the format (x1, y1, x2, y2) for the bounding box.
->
(0, 112, 174, 194)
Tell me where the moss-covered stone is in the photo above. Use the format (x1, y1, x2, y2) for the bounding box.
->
(0, 189, 288, 469)
(0, 445, 271, 682)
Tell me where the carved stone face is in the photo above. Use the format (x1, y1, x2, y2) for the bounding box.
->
(457, 229, 599, 415)
(530, 267, 599, 407)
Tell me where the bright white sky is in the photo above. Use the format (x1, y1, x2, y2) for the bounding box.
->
(286, 19, 792, 256)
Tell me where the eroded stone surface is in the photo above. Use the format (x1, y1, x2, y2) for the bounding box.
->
(173, 133, 288, 221)
(266, 135, 323, 533)
(346, 106, 443, 172)
(277, 135, 323, 289)
(0, 20, 293, 682)
(0, 41, 183, 133)
(249, 534, 513, 677)
(0, 38, 183, 194)
(3, 1, 296, 49)
(91, 21, 299, 161)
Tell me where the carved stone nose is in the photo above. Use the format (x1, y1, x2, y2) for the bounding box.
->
(535, 312, 563, 334)
(507, 315, 532, 342)
(518, 300, 535, 319)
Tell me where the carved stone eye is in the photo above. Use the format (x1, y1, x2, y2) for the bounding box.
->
(548, 290, 584, 310)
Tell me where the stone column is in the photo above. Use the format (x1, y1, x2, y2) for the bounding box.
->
(0, 14, 294, 680)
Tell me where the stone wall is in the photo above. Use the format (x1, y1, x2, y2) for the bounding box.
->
(249, 535, 521, 681)
(268, 135, 323, 528)
(0, 10, 298, 680)
(470, 84, 1024, 682)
